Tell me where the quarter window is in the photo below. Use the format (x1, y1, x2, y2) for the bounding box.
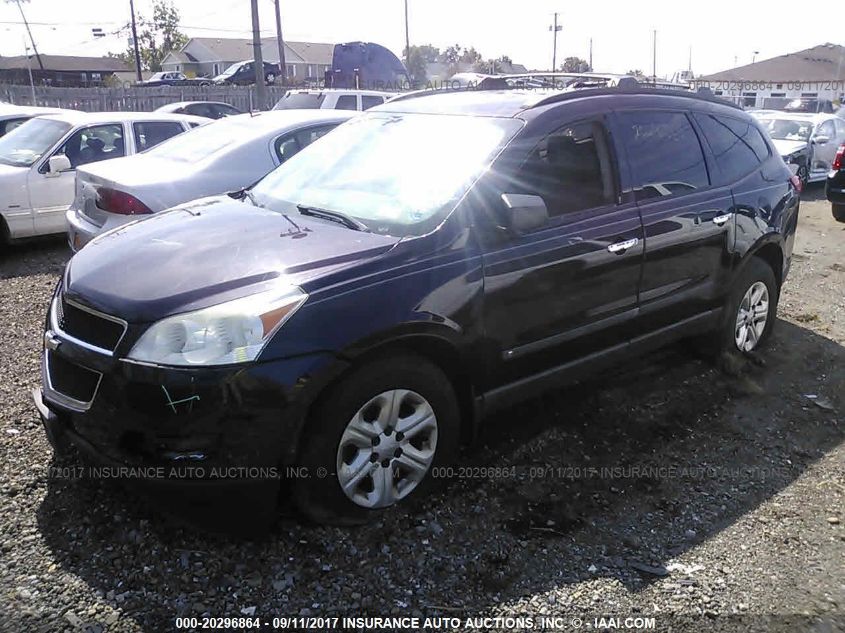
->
(617, 111, 709, 200)
(512, 120, 616, 216)
(693, 113, 769, 182)
(273, 124, 338, 163)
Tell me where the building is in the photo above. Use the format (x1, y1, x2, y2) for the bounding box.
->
(160, 37, 334, 82)
(0, 54, 131, 87)
(695, 43, 845, 108)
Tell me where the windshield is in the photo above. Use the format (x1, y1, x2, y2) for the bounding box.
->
(252, 112, 522, 237)
(0, 117, 71, 167)
(758, 118, 813, 142)
(273, 92, 326, 110)
(143, 116, 250, 162)
(218, 62, 243, 77)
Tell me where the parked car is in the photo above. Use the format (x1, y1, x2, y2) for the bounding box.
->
(273, 89, 394, 112)
(824, 144, 845, 221)
(0, 111, 206, 243)
(213, 60, 280, 86)
(134, 71, 211, 87)
(34, 86, 799, 525)
(752, 111, 845, 186)
(67, 110, 355, 251)
(155, 101, 242, 119)
(761, 97, 836, 114)
(0, 104, 74, 138)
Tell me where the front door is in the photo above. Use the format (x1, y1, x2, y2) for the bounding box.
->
(480, 116, 644, 387)
(29, 122, 126, 235)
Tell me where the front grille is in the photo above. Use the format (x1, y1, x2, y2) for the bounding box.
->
(46, 351, 101, 404)
(56, 297, 126, 352)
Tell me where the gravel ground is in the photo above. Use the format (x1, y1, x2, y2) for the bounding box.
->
(0, 190, 843, 633)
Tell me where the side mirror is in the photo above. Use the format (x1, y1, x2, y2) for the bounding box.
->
(813, 135, 830, 146)
(47, 154, 71, 176)
(501, 193, 548, 233)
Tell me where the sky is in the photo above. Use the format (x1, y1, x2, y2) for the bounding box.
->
(0, 0, 842, 78)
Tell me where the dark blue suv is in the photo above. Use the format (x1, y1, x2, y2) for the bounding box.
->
(35, 86, 800, 525)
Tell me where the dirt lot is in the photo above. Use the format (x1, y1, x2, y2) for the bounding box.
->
(0, 189, 842, 632)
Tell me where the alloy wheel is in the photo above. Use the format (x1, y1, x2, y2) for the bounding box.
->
(336, 389, 438, 508)
(735, 281, 769, 352)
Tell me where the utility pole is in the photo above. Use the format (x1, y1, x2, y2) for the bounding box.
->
(652, 29, 657, 84)
(589, 38, 593, 71)
(23, 36, 35, 104)
(250, 0, 267, 110)
(404, 0, 410, 63)
(13, 0, 42, 70)
(549, 13, 561, 72)
(273, 0, 286, 85)
(129, 0, 142, 82)
(752, 50, 759, 63)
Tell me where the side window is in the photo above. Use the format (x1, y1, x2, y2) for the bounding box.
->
(133, 121, 185, 151)
(617, 111, 709, 200)
(511, 120, 616, 217)
(335, 95, 358, 111)
(56, 124, 125, 168)
(834, 118, 845, 137)
(693, 113, 769, 182)
(273, 125, 337, 164)
(816, 120, 835, 140)
(274, 133, 301, 163)
(361, 95, 384, 111)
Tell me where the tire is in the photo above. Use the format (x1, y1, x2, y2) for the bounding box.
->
(709, 256, 778, 355)
(266, 73, 276, 85)
(797, 163, 809, 190)
(833, 204, 845, 222)
(292, 354, 460, 525)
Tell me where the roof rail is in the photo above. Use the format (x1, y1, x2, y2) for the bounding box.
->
(527, 82, 742, 111)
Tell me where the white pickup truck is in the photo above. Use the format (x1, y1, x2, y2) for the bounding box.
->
(0, 110, 206, 243)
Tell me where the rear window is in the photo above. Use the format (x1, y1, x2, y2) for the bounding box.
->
(694, 114, 770, 183)
(143, 116, 251, 162)
(273, 93, 326, 110)
(617, 110, 710, 200)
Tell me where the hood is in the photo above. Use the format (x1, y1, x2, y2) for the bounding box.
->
(771, 138, 808, 157)
(65, 196, 400, 322)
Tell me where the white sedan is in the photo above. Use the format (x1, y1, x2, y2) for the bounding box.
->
(0, 103, 75, 138)
(66, 109, 356, 251)
(0, 111, 206, 243)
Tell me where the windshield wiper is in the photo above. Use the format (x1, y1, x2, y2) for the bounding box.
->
(297, 205, 369, 232)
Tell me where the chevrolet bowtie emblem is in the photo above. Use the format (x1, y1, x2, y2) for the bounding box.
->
(44, 331, 62, 351)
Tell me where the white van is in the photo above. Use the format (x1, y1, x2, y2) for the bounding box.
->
(272, 89, 394, 112)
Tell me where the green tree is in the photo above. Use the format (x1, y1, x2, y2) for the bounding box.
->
(561, 56, 591, 73)
(626, 69, 645, 77)
(113, 0, 188, 73)
(404, 44, 440, 84)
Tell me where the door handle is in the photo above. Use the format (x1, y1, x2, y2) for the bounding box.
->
(712, 213, 733, 226)
(607, 237, 639, 254)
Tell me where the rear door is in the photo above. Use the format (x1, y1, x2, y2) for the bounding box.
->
(480, 114, 644, 386)
(609, 108, 734, 331)
(812, 119, 838, 173)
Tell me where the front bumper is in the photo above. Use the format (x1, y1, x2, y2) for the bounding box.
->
(35, 299, 341, 489)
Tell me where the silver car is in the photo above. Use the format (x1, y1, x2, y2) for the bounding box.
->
(66, 109, 356, 251)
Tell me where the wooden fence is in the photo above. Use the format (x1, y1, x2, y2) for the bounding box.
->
(0, 83, 292, 112)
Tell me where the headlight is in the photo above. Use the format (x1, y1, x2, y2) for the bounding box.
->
(127, 286, 307, 366)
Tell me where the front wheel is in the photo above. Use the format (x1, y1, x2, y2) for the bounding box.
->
(797, 163, 810, 189)
(265, 73, 276, 85)
(293, 354, 460, 525)
(833, 204, 845, 222)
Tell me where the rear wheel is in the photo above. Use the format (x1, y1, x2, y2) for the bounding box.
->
(293, 354, 460, 525)
(797, 163, 810, 189)
(833, 204, 845, 222)
(716, 257, 778, 354)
